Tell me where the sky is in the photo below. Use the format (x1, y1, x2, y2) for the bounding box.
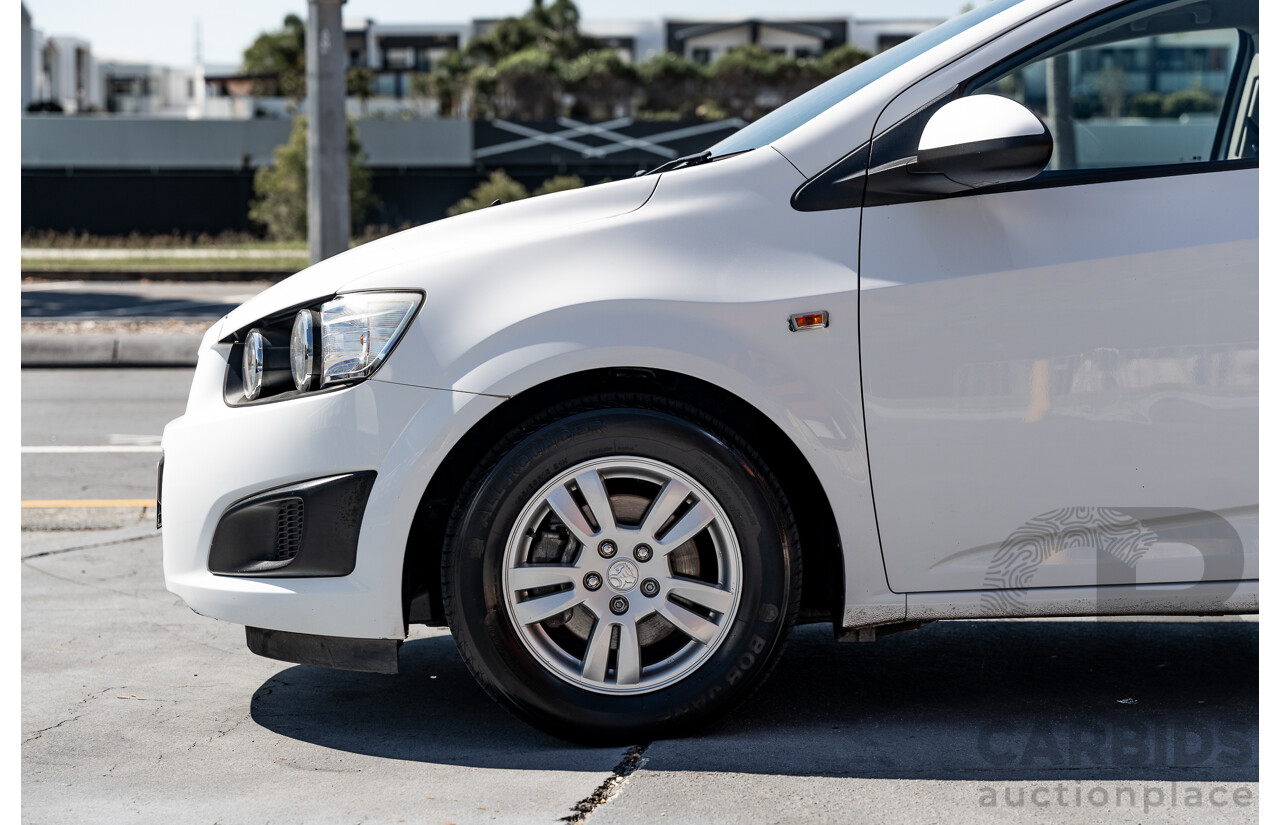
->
(24, 0, 971, 67)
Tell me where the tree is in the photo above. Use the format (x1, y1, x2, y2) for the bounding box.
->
(427, 51, 475, 118)
(816, 44, 873, 77)
(637, 53, 707, 119)
(249, 117, 379, 240)
(446, 171, 586, 216)
(241, 13, 306, 99)
(708, 46, 786, 120)
(565, 50, 637, 119)
(464, 0, 602, 118)
(485, 48, 564, 119)
(346, 67, 376, 116)
(447, 170, 529, 216)
(532, 174, 584, 196)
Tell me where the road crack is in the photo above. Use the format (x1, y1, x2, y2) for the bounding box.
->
(562, 743, 649, 823)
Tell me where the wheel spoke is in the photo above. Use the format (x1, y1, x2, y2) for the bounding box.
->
(581, 620, 614, 682)
(508, 565, 578, 592)
(657, 599, 721, 645)
(502, 455, 746, 694)
(639, 477, 692, 540)
(573, 469, 616, 534)
(665, 577, 735, 615)
(615, 621, 642, 685)
(511, 586, 583, 626)
(656, 499, 716, 554)
(544, 483, 597, 546)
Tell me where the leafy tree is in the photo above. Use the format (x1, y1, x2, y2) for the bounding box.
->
(565, 50, 637, 119)
(486, 48, 564, 119)
(249, 117, 379, 240)
(816, 44, 872, 76)
(637, 53, 707, 118)
(428, 51, 475, 117)
(709, 45, 786, 119)
(446, 171, 587, 216)
(1161, 87, 1217, 118)
(1127, 90, 1165, 118)
(529, 0, 597, 60)
(346, 67, 376, 116)
(447, 170, 529, 216)
(241, 13, 306, 99)
(532, 174, 584, 196)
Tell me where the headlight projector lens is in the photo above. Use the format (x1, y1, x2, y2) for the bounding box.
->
(290, 310, 320, 391)
(242, 327, 292, 401)
(243, 329, 265, 400)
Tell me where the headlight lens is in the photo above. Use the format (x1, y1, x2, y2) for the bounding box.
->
(290, 310, 319, 392)
(243, 329, 265, 400)
(235, 290, 422, 404)
(318, 292, 422, 385)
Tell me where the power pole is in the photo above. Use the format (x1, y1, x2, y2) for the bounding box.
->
(307, 0, 349, 264)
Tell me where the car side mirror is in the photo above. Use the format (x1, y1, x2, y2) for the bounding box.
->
(910, 95, 1053, 188)
(792, 94, 1055, 211)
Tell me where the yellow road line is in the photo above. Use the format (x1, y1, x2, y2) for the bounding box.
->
(22, 499, 156, 509)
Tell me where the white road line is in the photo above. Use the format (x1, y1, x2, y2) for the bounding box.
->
(22, 445, 163, 454)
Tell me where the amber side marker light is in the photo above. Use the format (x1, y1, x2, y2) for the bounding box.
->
(788, 311, 829, 332)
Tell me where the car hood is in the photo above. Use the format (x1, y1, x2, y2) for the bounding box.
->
(218, 174, 660, 338)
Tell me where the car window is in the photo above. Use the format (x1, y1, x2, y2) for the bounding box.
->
(704, 0, 1024, 157)
(969, 0, 1258, 173)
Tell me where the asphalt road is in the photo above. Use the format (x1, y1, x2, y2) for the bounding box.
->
(22, 368, 190, 529)
(21, 367, 1260, 824)
(21, 280, 267, 321)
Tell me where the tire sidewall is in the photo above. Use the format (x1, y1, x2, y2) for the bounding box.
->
(448, 406, 794, 741)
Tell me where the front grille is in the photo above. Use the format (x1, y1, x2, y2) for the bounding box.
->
(274, 499, 305, 561)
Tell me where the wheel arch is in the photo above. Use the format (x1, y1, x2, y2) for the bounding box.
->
(402, 367, 845, 633)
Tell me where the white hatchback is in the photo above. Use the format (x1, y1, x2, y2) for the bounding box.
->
(162, 0, 1259, 742)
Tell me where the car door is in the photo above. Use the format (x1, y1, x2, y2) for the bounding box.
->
(856, 0, 1259, 597)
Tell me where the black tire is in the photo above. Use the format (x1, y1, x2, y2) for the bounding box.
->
(441, 394, 801, 744)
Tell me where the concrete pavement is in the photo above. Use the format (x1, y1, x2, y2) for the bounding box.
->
(21, 532, 1258, 824)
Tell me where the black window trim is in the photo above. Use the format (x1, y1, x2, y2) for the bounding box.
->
(791, 0, 1260, 212)
(950, 0, 1258, 198)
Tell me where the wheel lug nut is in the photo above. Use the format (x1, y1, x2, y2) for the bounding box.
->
(598, 540, 617, 558)
(633, 544, 653, 562)
(609, 596, 629, 615)
(584, 572, 602, 591)
(640, 578, 660, 597)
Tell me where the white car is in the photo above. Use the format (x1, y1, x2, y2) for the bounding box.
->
(162, 0, 1258, 742)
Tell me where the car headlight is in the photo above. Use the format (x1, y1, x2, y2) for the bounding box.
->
(229, 290, 423, 405)
(315, 292, 422, 386)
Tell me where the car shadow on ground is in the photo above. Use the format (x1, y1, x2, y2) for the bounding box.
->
(249, 619, 1257, 780)
(21, 290, 240, 320)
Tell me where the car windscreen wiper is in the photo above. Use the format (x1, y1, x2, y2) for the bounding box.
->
(640, 149, 750, 177)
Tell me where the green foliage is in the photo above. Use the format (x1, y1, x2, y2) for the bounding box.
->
(482, 47, 565, 119)
(346, 67, 376, 100)
(565, 50, 638, 119)
(1125, 87, 1219, 119)
(709, 46, 787, 119)
(816, 44, 873, 76)
(403, 52, 475, 118)
(447, 170, 530, 216)
(446, 171, 588, 216)
(636, 52, 707, 118)
(249, 117, 379, 241)
(1127, 91, 1165, 118)
(532, 174, 584, 196)
(241, 13, 306, 98)
(1160, 87, 1217, 118)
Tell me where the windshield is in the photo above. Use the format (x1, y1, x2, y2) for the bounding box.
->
(706, 0, 1027, 156)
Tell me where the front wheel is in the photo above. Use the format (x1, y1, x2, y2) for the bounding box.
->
(441, 398, 800, 743)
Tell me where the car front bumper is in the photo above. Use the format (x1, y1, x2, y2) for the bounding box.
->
(161, 336, 503, 640)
